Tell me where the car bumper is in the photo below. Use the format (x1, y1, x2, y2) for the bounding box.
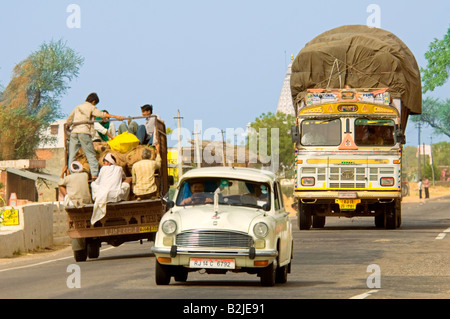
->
(152, 245, 278, 268)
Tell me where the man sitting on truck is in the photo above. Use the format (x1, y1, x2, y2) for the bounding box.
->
(90, 153, 132, 225)
(118, 104, 160, 145)
(131, 144, 162, 200)
(58, 161, 92, 208)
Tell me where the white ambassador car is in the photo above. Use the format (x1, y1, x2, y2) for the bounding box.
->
(152, 167, 293, 286)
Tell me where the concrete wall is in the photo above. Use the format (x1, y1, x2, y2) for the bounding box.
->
(0, 202, 69, 258)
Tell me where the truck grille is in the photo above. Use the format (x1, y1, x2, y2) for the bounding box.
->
(176, 230, 254, 248)
(301, 166, 395, 189)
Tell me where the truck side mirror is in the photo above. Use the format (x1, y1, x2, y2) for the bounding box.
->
(395, 129, 406, 145)
(291, 125, 300, 143)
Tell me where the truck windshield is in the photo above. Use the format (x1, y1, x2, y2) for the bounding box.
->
(354, 119, 395, 146)
(301, 119, 341, 146)
(176, 178, 270, 209)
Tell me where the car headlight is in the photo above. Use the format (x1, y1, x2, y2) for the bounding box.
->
(253, 222, 269, 239)
(162, 220, 177, 234)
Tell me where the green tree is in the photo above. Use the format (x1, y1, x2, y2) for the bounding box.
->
(248, 111, 295, 177)
(421, 27, 450, 93)
(410, 97, 450, 139)
(0, 39, 83, 160)
(420, 28, 450, 93)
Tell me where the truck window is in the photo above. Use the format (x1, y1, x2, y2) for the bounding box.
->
(301, 119, 341, 146)
(354, 119, 395, 146)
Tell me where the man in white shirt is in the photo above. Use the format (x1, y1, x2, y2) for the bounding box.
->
(67, 93, 124, 179)
(90, 153, 131, 225)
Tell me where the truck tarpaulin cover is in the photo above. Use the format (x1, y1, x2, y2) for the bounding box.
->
(290, 25, 422, 115)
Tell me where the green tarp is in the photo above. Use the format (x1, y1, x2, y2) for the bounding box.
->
(290, 25, 422, 116)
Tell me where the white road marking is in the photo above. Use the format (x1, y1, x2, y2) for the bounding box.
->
(349, 289, 379, 299)
(0, 247, 115, 273)
(435, 227, 450, 240)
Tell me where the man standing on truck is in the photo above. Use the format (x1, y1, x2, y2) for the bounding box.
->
(131, 144, 161, 200)
(67, 93, 125, 180)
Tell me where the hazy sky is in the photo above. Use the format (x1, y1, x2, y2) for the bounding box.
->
(0, 0, 449, 147)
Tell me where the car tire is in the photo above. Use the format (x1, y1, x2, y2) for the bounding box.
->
(275, 263, 288, 284)
(155, 259, 172, 285)
(260, 258, 277, 287)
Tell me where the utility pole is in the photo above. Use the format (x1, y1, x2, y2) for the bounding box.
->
(220, 129, 226, 167)
(174, 110, 183, 180)
(430, 136, 435, 186)
(193, 125, 201, 168)
(417, 121, 421, 182)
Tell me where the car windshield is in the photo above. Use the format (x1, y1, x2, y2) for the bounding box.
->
(301, 119, 341, 146)
(176, 178, 270, 209)
(354, 119, 395, 146)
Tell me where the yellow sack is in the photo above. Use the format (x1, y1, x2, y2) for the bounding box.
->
(107, 131, 140, 153)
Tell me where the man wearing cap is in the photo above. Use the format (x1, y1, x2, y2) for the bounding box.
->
(58, 161, 92, 208)
(118, 104, 159, 145)
(90, 153, 132, 225)
(67, 93, 125, 180)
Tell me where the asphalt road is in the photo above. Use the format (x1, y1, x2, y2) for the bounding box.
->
(0, 196, 449, 301)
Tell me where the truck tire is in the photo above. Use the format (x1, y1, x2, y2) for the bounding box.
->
(298, 202, 312, 230)
(155, 260, 172, 285)
(74, 249, 87, 262)
(87, 240, 100, 259)
(385, 200, 400, 229)
(312, 215, 326, 228)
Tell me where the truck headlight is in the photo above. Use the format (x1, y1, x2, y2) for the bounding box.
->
(162, 220, 177, 234)
(253, 222, 269, 239)
(380, 177, 394, 186)
(301, 177, 315, 186)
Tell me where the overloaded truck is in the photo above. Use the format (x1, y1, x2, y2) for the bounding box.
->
(290, 25, 422, 229)
(63, 116, 172, 261)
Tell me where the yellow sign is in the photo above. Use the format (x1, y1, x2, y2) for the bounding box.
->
(2, 208, 19, 226)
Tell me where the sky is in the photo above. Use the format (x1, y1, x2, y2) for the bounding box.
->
(0, 0, 449, 147)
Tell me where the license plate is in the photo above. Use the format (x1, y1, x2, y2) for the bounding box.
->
(189, 258, 235, 269)
(335, 199, 361, 211)
(139, 225, 158, 233)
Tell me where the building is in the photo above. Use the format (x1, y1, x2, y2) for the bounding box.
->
(276, 54, 295, 116)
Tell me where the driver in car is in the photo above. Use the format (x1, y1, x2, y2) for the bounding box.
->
(180, 182, 213, 205)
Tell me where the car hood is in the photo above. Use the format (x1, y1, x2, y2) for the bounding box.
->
(174, 205, 264, 234)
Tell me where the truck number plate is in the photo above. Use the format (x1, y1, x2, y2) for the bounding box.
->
(335, 199, 361, 211)
(139, 225, 158, 233)
(189, 258, 235, 269)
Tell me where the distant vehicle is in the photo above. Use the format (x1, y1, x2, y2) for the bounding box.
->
(152, 167, 293, 286)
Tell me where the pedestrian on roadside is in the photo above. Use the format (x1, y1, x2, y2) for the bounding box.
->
(424, 178, 430, 199)
(67, 93, 125, 180)
(418, 179, 423, 199)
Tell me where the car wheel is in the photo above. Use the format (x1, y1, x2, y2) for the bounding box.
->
(155, 259, 172, 285)
(260, 258, 277, 287)
(275, 263, 288, 284)
(174, 267, 188, 282)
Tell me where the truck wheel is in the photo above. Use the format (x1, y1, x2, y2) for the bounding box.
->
(312, 215, 326, 228)
(260, 258, 277, 287)
(73, 249, 87, 262)
(385, 200, 398, 229)
(298, 202, 312, 230)
(87, 241, 100, 259)
(155, 259, 172, 285)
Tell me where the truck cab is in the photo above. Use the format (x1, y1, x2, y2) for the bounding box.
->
(291, 88, 404, 229)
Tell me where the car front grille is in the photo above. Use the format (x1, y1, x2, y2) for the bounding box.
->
(176, 230, 254, 248)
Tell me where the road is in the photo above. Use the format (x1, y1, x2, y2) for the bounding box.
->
(0, 196, 449, 301)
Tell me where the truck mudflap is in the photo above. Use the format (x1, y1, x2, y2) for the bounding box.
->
(65, 198, 165, 239)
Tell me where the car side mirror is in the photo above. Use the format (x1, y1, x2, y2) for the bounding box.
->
(262, 203, 271, 211)
(291, 125, 300, 144)
(165, 200, 175, 210)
